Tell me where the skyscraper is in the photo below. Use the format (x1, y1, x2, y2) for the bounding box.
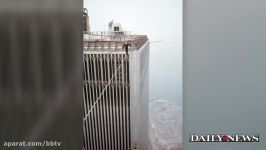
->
(83, 16, 150, 150)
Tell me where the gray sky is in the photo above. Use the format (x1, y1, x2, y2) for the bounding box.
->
(84, 0, 182, 106)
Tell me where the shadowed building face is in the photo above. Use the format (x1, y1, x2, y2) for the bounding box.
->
(0, 1, 83, 149)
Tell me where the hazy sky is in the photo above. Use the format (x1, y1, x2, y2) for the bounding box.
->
(84, 0, 182, 106)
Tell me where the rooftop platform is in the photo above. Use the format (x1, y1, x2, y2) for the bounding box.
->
(83, 31, 148, 51)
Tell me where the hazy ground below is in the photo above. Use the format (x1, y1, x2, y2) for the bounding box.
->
(149, 99, 182, 150)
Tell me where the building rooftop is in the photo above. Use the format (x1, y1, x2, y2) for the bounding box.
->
(83, 16, 149, 51)
(84, 32, 148, 51)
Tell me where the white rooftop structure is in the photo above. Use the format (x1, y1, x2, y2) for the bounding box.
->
(108, 20, 123, 32)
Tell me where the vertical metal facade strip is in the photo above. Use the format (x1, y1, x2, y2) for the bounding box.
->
(112, 54, 117, 150)
(105, 54, 111, 150)
(93, 54, 99, 150)
(96, 54, 103, 150)
(86, 56, 90, 150)
(100, 54, 106, 150)
(119, 54, 123, 150)
(104, 54, 108, 150)
(83, 81, 88, 150)
(127, 55, 131, 149)
(122, 54, 126, 150)
(110, 54, 114, 150)
(88, 54, 95, 150)
(114, 54, 119, 150)
(107, 54, 113, 150)
(86, 54, 93, 150)
(100, 54, 105, 149)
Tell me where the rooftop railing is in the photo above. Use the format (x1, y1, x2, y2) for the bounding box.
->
(83, 35, 148, 51)
(84, 31, 135, 41)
